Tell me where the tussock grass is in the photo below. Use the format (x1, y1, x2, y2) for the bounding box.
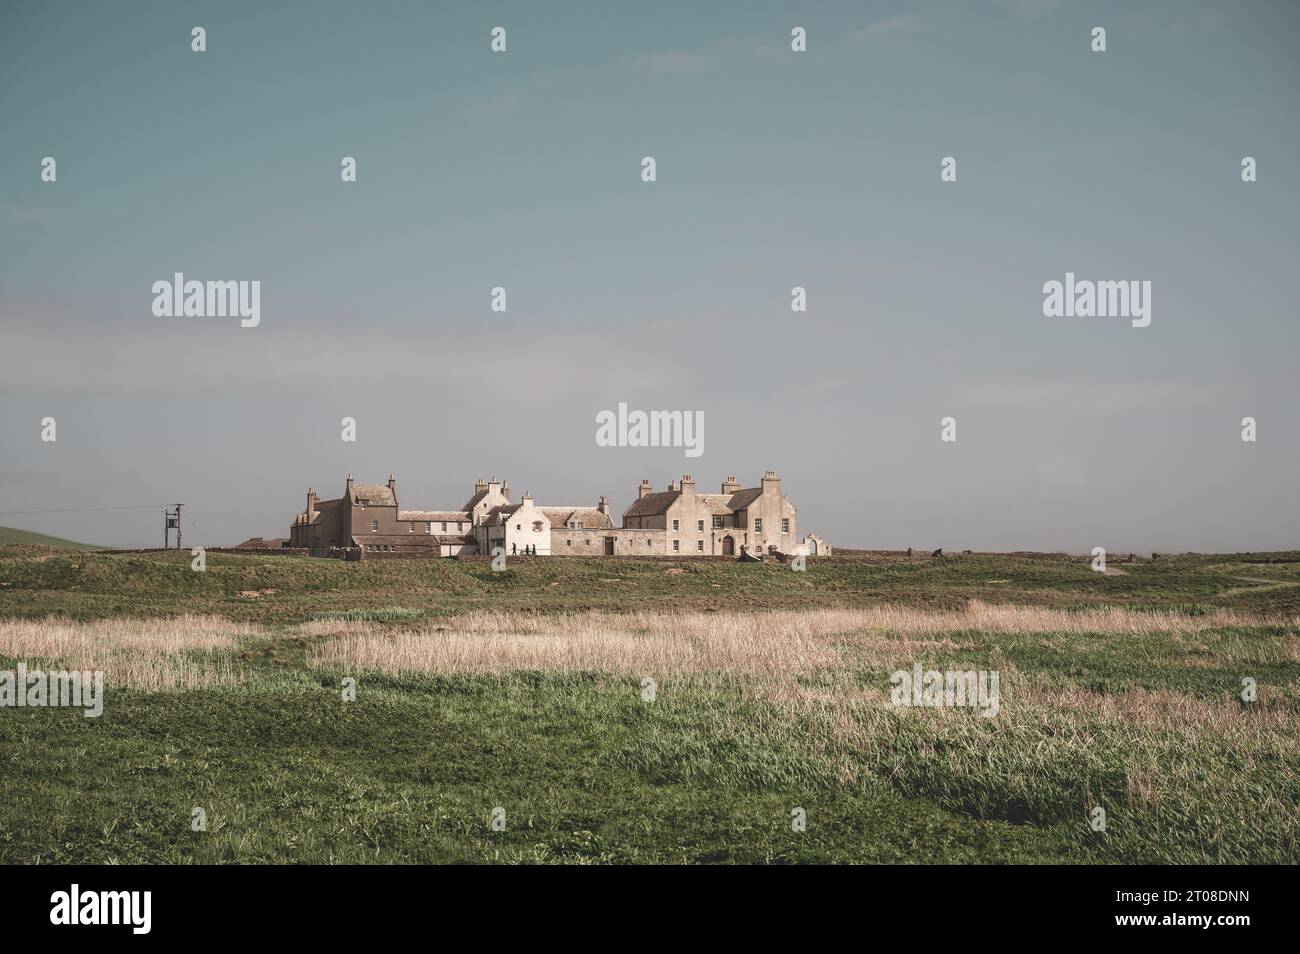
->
(308, 607, 427, 623)
(0, 615, 247, 691)
(301, 602, 1284, 677)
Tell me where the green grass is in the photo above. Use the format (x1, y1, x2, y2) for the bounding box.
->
(3, 547, 1299, 622)
(1, 547, 1297, 864)
(0, 526, 99, 550)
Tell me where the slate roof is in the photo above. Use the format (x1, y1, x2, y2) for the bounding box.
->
(622, 490, 680, 518)
(542, 508, 614, 530)
(350, 483, 396, 506)
(624, 486, 766, 517)
(725, 488, 763, 511)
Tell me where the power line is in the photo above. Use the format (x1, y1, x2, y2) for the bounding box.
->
(0, 504, 172, 516)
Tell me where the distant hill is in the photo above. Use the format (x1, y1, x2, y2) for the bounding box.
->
(0, 526, 100, 549)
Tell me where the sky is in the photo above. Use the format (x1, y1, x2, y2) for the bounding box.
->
(1, 0, 1297, 553)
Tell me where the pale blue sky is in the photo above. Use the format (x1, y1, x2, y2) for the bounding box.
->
(2, 0, 1297, 551)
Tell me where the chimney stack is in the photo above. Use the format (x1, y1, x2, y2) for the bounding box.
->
(475, 478, 487, 493)
(761, 470, 781, 495)
(680, 474, 695, 496)
(307, 487, 318, 517)
(721, 475, 741, 494)
(597, 495, 610, 516)
(668, 480, 679, 492)
(638, 479, 653, 499)
(501, 480, 509, 498)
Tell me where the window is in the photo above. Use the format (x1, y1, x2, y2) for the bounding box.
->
(516, 524, 521, 531)
(533, 521, 543, 532)
(673, 540, 680, 552)
(697, 520, 704, 532)
(408, 522, 415, 533)
(672, 519, 679, 531)
(441, 522, 447, 532)
(371, 520, 379, 532)
(713, 516, 724, 529)
(567, 540, 572, 546)
(696, 540, 704, 552)
(754, 518, 763, 533)
(781, 518, 790, 533)
(425, 522, 432, 534)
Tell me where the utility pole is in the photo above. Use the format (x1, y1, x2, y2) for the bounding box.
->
(163, 504, 184, 549)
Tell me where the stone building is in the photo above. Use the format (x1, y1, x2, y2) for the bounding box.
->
(621, 472, 797, 556)
(288, 474, 474, 558)
(289, 471, 804, 560)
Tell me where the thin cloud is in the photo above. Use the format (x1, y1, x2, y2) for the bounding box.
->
(952, 377, 1230, 413)
(853, 15, 920, 43)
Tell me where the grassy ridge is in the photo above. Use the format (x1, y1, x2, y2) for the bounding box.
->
(2, 548, 1299, 622)
(0, 527, 99, 550)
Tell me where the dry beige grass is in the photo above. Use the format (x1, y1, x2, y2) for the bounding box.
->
(304, 608, 846, 676)
(302, 601, 1287, 678)
(0, 615, 249, 691)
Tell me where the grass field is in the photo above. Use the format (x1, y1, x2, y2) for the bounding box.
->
(0, 527, 99, 549)
(1, 546, 1297, 863)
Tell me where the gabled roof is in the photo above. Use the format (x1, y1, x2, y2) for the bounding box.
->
(463, 490, 490, 510)
(623, 490, 680, 518)
(542, 508, 613, 530)
(350, 483, 396, 506)
(298, 496, 342, 523)
(725, 488, 763, 511)
(696, 494, 735, 515)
